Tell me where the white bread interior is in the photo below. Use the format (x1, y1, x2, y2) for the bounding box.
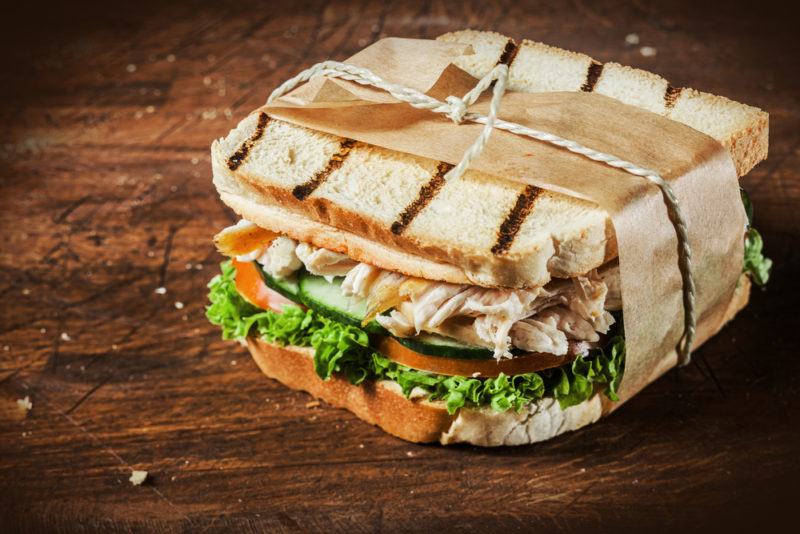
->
(244, 277, 751, 446)
(211, 30, 766, 289)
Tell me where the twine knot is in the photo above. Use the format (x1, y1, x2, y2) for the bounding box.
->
(445, 95, 468, 123)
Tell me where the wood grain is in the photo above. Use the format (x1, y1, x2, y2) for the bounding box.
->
(1, 0, 799, 531)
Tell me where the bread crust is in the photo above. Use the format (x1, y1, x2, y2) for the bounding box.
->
(247, 341, 457, 443)
(218, 188, 479, 285)
(244, 276, 751, 446)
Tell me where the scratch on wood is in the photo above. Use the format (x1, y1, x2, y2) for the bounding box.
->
(157, 226, 179, 288)
(65, 378, 109, 415)
(54, 195, 91, 224)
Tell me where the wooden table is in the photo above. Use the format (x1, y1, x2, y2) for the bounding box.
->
(1, 0, 798, 531)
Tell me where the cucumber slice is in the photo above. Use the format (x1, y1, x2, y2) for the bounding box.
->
(253, 262, 300, 301)
(298, 272, 387, 335)
(397, 333, 495, 360)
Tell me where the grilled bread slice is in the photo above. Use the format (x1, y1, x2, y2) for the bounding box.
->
(212, 114, 612, 288)
(212, 31, 767, 289)
(438, 30, 768, 176)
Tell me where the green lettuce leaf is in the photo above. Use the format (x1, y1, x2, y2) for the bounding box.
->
(207, 261, 626, 414)
(743, 227, 772, 287)
(740, 188, 772, 287)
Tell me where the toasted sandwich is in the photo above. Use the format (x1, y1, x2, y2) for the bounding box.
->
(206, 30, 771, 446)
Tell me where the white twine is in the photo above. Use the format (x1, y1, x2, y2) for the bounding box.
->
(267, 59, 697, 365)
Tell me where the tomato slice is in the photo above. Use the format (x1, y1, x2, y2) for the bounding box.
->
(233, 259, 297, 313)
(377, 337, 576, 378)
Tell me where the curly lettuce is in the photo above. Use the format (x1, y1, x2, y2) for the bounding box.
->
(207, 261, 625, 414)
(740, 188, 772, 287)
(743, 228, 772, 287)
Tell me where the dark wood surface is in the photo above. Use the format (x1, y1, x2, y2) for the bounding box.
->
(1, 1, 798, 531)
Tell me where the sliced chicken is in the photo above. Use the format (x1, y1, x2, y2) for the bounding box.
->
(221, 221, 616, 359)
(510, 318, 570, 355)
(295, 243, 358, 280)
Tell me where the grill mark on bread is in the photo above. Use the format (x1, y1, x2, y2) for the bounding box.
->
(390, 162, 453, 235)
(497, 39, 519, 66)
(581, 62, 604, 92)
(664, 85, 683, 108)
(292, 139, 357, 200)
(491, 185, 541, 255)
(227, 112, 270, 171)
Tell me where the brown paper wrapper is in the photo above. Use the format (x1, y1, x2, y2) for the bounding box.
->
(262, 38, 747, 404)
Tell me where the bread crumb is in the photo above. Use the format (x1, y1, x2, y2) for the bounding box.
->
(625, 33, 640, 45)
(17, 396, 33, 411)
(126, 64, 137, 73)
(154, 287, 167, 295)
(639, 46, 657, 57)
(129, 470, 148, 485)
(60, 332, 72, 341)
(174, 301, 184, 310)
(305, 401, 320, 409)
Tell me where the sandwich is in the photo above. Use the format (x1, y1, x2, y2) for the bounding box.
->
(206, 30, 771, 446)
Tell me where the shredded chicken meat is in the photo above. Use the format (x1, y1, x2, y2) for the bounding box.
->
(237, 235, 617, 360)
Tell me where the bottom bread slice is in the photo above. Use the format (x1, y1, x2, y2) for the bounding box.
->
(245, 278, 751, 446)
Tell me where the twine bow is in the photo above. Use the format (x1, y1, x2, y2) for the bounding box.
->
(267, 59, 697, 365)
